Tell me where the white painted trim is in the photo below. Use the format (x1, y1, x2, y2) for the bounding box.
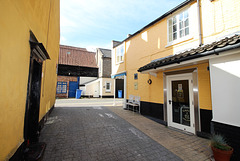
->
(167, 73, 195, 134)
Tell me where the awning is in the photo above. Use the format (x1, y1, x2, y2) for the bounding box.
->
(111, 72, 126, 79)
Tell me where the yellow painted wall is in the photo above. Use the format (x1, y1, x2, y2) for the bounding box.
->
(112, 0, 240, 110)
(201, 0, 240, 43)
(0, 0, 60, 160)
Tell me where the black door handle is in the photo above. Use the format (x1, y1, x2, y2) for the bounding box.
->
(169, 100, 172, 104)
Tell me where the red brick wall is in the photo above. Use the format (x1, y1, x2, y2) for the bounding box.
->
(56, 76, 78, 98)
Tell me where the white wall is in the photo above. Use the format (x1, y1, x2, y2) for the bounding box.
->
(210, 53, 240, 127)
(80, 77, 97, 85)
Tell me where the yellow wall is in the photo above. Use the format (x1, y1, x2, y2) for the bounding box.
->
(201, 0, 240, 44)
(0, 0, 60, 160)
(113, 0, 240, 112)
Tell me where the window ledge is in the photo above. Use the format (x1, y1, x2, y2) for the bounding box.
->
(116, 61, 124, 65)
(165, 35, 193, 48)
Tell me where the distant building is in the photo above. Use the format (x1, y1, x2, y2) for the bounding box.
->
(82, 48, 115, 98)
(56, 45, 98, 98)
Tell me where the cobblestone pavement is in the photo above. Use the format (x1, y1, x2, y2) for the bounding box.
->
(109, 106, 212, 161)
(40, 105, 182, 161)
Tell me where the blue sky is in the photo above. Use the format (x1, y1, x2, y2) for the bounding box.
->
(60, 0, 185, 51)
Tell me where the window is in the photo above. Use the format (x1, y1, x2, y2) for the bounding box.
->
(116, 43, 124, 63)
(105, 82, 111, 92)
(168, 9, 189, 43)
(56, 82, 67, 94)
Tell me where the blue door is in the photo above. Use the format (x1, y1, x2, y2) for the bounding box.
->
(68, 81, 78, 98)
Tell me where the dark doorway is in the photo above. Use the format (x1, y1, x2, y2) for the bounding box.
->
(24, 56, 43, 143)
(115, 79, 124, 98)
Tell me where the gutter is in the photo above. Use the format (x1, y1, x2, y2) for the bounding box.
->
(197, 0, 203, 46)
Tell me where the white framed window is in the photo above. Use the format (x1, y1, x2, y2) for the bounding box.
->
(168, 9, 190, 45)
(116, 43, 124, 63)
(105, 82, 111, 92)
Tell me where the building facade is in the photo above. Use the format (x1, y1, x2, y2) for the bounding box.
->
(83, 48, 115, 98)
(0, 0, 60, 160)
(56, 45, 98, 98)
(112, 0, 240, 160)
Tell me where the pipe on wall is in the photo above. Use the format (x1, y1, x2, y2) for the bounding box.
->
(197, 0, 203, 46)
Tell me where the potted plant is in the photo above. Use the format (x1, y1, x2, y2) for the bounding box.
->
(211, 134, 233, 161)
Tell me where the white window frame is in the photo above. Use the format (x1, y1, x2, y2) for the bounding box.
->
(167, 8, 191, 47)
(116, 43, 124, 64)
(105, 82, 111, 92)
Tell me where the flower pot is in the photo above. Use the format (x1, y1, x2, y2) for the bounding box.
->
(211, 146, 233, 161)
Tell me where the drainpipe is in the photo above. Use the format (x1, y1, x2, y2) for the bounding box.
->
(197, 0, 203, 46)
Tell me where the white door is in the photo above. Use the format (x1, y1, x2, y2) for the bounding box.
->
(167, 73, 195, 134)
(93, 82, 100, 97)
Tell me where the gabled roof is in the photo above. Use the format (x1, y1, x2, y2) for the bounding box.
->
(99, 48, 111, 58)
(138, 35, 240, 72)
(59, 45, 97, 68)
(114, 0, 194, 48)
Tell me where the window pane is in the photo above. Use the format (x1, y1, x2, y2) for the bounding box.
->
(184, 10, 189, 19)
(168, 19, 173, 26)
(179, 13, 183, 21)
(173, 25, 177, 32)
(106, 83, 110, 90)
(120, 46, 124, 56)
(179, 22, 183, 30)
(185, 27, 189, 35)
(169, 26, 172, 34)
(185, 19, 189, 27)
(169, 34, 173, 42)
(173, 17, 176, 24)
(180, 29, 184, 38)
(62, 83, 67, 93)
(173, 32, 177, 40)
(120, 56, 123, 61)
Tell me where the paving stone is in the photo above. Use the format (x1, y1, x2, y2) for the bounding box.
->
(40, 106, 182, 161)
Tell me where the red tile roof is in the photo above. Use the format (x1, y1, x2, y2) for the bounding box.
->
(59, 45, 97, 68)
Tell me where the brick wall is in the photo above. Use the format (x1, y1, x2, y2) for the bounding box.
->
(102, 57, 111, 78)
(56, 76, 78, 98)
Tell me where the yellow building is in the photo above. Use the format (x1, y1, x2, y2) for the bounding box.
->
(112, 0, 240, 159)
(0, 0, 60, 160)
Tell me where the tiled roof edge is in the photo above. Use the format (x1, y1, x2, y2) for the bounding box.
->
(138, 34, 240, 72)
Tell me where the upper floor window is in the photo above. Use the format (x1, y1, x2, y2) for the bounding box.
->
(116, 43, 124, 63)
(168, 9, 189, 43)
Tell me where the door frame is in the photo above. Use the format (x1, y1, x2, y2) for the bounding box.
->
(24, 31, 50, 143)
(166, 73, 195, 134)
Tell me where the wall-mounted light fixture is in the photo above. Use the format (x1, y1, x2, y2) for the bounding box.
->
(147, 79, 152, 85)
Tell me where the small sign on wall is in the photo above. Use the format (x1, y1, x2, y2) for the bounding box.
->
(134, 82, 138, 90)
(134, 73, 138, 80)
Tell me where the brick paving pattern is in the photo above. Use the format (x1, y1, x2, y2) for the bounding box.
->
(109, 106, 212, 161)
(40, 106, 182, 161)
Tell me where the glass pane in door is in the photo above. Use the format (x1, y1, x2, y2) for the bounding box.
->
(171, 80, 190, 126)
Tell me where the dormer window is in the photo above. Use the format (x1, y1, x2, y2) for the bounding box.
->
(168, 9, 189, 44)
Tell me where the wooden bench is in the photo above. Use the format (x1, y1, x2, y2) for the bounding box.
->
(126, 95, 140, 113)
